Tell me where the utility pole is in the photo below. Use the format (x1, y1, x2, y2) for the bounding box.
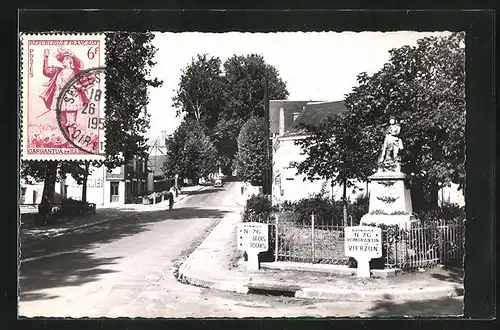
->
(264, 72, 270, 196)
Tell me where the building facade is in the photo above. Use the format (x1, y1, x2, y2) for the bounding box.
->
(20, 155, 149, 206)
(270, 100, 365, 205)
(61, 156, 148, 205)
(147, 131, 172, 193)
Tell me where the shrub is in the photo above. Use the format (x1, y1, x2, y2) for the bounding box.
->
(349, 194, 369, 225)
(417, 203, 465, 224)
(291, 195, 344, 226)
(273, 195, 370, 227)
(243, 194, 271, 222)
(61, 198, 87, 205)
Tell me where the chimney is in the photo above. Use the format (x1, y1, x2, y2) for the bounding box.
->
(279, 107, 285, 136)
(160, 130, 167, 147)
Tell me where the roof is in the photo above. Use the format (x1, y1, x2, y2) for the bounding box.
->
(269, 100, 317, 136)
(148, 154, 167, 176)
(270, 100, 348, 138)
(293, 101, 348, 129)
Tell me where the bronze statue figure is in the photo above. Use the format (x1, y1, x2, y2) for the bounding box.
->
(378, 117, 404, 165)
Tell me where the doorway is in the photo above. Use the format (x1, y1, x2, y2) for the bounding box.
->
(110, 182, 119, 203)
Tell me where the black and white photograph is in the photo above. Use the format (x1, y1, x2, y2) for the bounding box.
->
(18, 30, 467, 318)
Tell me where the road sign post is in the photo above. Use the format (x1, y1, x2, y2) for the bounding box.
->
(344, 225, 382, 278)
(237, 222, 269, 271)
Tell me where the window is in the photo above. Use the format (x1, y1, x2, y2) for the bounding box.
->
(109, 166, 121, 175)
(20, 187, 26, 203)
(110, 182, 119, 202)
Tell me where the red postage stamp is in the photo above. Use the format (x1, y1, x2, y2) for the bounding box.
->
(20, 34, 106, 161)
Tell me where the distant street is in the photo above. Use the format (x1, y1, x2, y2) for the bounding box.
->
(19, 182, 463, 318)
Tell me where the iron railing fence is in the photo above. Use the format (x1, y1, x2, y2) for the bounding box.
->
(244, 210, 465, 270)
(382, 219, 465, 269)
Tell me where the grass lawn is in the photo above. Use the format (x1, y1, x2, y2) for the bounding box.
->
(276, 224, 349, 265)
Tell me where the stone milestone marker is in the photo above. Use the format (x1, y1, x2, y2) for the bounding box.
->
(360, 118, 419, 229)
(237, 222, 269, 270)
(344, 226, 382, 277)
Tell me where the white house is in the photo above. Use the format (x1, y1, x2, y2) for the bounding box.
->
(270, 100, 366, 205)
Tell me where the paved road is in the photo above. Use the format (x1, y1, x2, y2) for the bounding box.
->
(19, 182, 463, 318)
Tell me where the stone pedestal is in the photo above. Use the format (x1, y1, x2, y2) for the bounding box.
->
(360, 169, 419, 229)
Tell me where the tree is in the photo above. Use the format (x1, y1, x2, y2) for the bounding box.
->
(59, 162, 92, 202)
(211, 117, 246, 174)
(296, 112, 375, 225)
(162, 118, 218, 183)
(172, 53, 289, 175)
(233, 116, 269, 186)
(20, 32, 162, 208)
(172, 54, 225, 132)
(222, 54, 288, 120)
(215, 55, 288, 172)
(20, 161, 59, 207)
(105, 32, 162, 166)
(296, 32, 465, 212)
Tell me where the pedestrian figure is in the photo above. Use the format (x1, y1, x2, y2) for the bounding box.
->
(168, 191, 174, 210)
(37, 196, 52, 226)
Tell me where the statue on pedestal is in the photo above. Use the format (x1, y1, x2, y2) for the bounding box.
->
(378, 117, 404, 171)
(360, 116, 418, 228)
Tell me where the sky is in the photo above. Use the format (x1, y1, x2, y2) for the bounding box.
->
(146, 31, 450, 142)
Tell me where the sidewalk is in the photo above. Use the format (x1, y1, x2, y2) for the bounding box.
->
(178, 206, 465, 302)
(20, 185, 206, 243)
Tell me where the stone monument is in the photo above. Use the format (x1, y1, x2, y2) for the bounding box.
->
(360, 118, 419, 229)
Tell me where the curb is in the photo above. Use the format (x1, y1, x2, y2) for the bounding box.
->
(180, 264, 464, 302)
(178, 268, 249, 295)
(259, 262, 402, 278)
(21, 185, 206, 243)
(294, 284, 464, 301)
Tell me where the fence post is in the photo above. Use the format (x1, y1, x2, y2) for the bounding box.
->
(438, 220, 444, 262)
(311, 212, 315, 263)
(274, 213, 279, 262)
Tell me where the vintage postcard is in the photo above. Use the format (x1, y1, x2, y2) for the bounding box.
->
(20, 34, 106, 161)
(19, 31, 465, 318)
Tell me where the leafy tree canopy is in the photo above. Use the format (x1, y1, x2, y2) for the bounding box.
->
(234, 116, 270, 186)
(172, 54, 289, 174)
(172, 54, 225, 132)
(162, 118, 218, 181)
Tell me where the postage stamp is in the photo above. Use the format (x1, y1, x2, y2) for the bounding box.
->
(20, 34, 106, 161)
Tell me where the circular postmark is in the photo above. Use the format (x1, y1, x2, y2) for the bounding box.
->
(56, 67, 106, 155)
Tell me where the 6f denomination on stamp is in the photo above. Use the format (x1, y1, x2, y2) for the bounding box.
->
(20, 34, 106, 161)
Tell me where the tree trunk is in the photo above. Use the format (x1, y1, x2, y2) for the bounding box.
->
(39, 161, 58, 225)
(410, 179, 426, 212)
(428, 181, 439, 209)
(41, 162, 58, 203)
(81, 163, 90, 203)
(342, 180, 348, 227)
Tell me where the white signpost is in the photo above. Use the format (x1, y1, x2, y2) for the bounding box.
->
(344, 226, 383, 278)
(237, 222, 269, 270)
